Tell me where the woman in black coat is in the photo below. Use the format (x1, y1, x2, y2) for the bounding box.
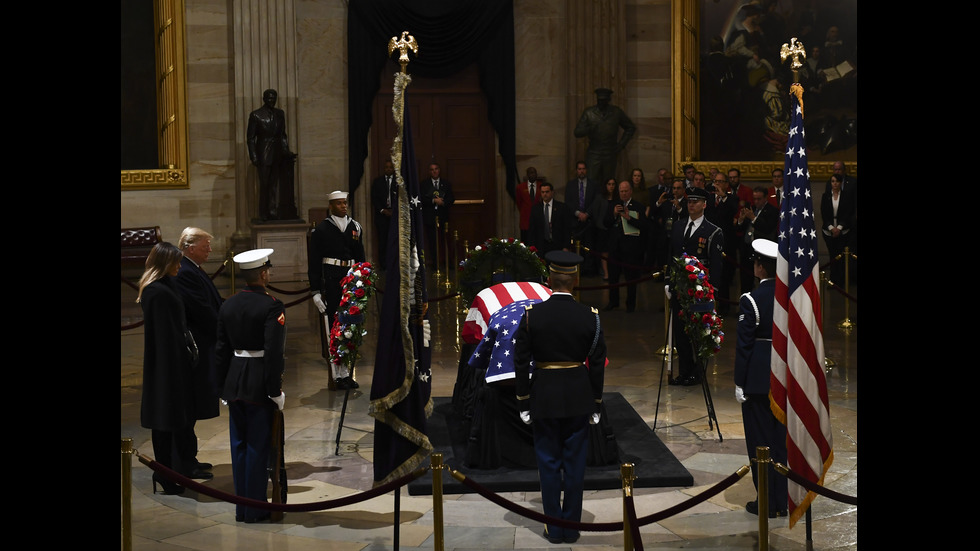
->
(820, 173, 856, 286)
(137, 242, 197, 494)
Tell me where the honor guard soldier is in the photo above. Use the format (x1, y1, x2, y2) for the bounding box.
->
(308, 190, 366, 389)
(514, 251, 607, 544)
(215, 248, 286, 523)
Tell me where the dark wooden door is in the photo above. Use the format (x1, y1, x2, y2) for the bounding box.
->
(372, 63, 497, 266)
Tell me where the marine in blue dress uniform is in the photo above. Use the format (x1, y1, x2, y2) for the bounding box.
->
(733, 239, 788, 518)
(215, 249, 286, 523)
(514, 251, 606, 544)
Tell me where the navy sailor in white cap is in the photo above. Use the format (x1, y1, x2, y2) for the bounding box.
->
(732, 238, 788, 518)
(308, 190, 366, 390)
(215, 248, 286, 523)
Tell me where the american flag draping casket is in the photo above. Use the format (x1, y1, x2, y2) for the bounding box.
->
(461, 281, 553, 383)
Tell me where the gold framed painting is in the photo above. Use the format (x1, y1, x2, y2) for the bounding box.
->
(672, 0, 857, 182)
(121, 0, 189, 190)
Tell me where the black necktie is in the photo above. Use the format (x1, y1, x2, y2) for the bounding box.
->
(530, 182, 535, 198)
(684, 220, 694, 241)
(544, 203, 551, 240)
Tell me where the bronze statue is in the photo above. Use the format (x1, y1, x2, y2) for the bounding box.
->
(573, 88, 636, 183)
(247, 89, 298, 221)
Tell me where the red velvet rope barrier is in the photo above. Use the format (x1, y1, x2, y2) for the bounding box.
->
(448, 466, 623, 532)
(623, 493, 644, 551)
(136, 450, 428, 512)
(634, 469, 746, 525)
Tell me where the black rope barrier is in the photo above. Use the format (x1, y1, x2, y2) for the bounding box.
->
(136, 450, 429, 512)
(776, 462, 858, 506)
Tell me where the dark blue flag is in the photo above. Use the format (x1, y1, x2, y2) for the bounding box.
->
(370, 91, 434, 486)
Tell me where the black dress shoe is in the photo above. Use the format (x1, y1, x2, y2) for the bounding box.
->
(196, 461, 213, 470)
(679, 376, 699, 386)
(542, 528, 563, 544)
(187, 468, 214, 480)
(745, 501, 788, 518)
(563, 532, 580, 543)
(335, 377, 353, 390)
(343, 376, 359, 389)
(244, 512, 271, 524)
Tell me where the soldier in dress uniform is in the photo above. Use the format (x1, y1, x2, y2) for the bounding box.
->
(308, 190, 366, 389)
(733, 239, 788, 518)
(215, 249, 286, 523)
(667, 187, 725, 386)
(513, 251, 607, 545)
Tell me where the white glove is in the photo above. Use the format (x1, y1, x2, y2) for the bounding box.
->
(520, 410, 532, 425)
(270, 391, 286, 410)
(664, 284, 672, 300)
(734, 386, 746, 404)
(590, 412, 600, 425)
(313, 293, 327, 314)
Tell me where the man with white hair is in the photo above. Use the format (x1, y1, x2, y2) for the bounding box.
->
(308, 190, 366, 389)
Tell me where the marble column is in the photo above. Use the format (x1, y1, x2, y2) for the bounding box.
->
(231, 0, 300, 249)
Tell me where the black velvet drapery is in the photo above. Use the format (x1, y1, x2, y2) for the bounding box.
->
(347, 0, 518, 200)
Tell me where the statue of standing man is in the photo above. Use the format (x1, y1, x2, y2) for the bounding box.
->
(574, 88, 636, 183)
(247, 89, 298, 221)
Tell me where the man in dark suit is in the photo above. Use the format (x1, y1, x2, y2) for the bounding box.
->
(668, 187, 724, 385)
(215, 249, 286, 524)
(174, 226, 224, 479)
(420, 162, 455, 268)
(370, 160, 398, 267)
(705, 173, 739, 315)
(527, 182, 571, 257)
(246, 89, 296, 220)
(563, 161, 599, 275)
(514, 251, 606, 545)
(516, 166, 542, 243)
(766, 168, 785, 209)
(603, 180, 648, 313)
(733, 239, 788, 518)
(736, 186, 779, 294)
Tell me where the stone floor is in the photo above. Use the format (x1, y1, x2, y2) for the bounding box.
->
(121, 267, 858, 550)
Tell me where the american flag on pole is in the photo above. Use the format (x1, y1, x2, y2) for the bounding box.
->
(770, 84, 834, 528)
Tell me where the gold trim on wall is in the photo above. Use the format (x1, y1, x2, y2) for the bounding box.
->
(671, 0, 855, 183)
(121, 0, 189, 190)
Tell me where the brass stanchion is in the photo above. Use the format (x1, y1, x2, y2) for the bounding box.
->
(452, 230, 460, 290)
(836, 246, 855, 332)
(443, 221, 452, 289)
(657, 271, 676, 358)
(121, 438, 133, 551)
(756, 446, 771, 551)
(819, 271, 837, 368)
(227, 250, 237, 294)
(573, 240, 581, 301)
(431, 453, 445, 551)
(458, 239, 469, 314)
(621, 463, 636, 551)
(433, 216, 441, 276)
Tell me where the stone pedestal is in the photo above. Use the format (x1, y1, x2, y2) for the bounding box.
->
(251, 221, 310, 282)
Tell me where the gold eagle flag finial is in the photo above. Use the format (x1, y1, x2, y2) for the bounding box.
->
(780, 38, 806, 76)
(388, 31, 418, 74)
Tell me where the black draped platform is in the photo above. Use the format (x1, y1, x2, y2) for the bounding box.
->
(408, 392, 693, 495)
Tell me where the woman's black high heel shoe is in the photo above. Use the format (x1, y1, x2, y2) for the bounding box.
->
(152, 472, 185, 495)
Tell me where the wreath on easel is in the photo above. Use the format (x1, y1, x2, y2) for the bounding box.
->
(329, 262, 380, 371)
(669, 253, 725, 359)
